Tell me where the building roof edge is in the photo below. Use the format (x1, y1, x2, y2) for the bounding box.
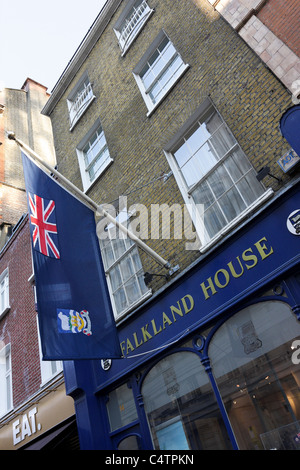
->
(42, 0, 122, 116)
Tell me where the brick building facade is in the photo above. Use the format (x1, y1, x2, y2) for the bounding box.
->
(44, 0, 294, 284)
(207, 0, 300, 94)
(41, 0, 300, 450)
(0, 80, 77, 450)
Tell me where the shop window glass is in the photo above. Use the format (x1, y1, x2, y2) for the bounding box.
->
(142, 351, 233, 450)
(107, 383, 138, 432)
(209, 301, 300, 450)
(118, 435, 140, 450)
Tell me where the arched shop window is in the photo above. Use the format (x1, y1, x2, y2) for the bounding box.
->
(208, 301, 300, 450)
(141, 351, 233, 450)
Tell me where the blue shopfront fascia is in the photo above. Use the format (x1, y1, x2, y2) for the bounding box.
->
(63, 178, 300, 449)
(87, 178, 300, 389)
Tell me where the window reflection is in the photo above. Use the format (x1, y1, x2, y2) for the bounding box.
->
(209, 301, 300, 450)
(107, 383, 138, 432)
(142, 351, 232, 450)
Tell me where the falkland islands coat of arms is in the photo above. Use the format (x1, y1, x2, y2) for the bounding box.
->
(57, 309, 92, 336)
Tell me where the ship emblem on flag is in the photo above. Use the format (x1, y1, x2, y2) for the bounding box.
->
(29, 193, 60, 259)
(57, 309, 92, 336)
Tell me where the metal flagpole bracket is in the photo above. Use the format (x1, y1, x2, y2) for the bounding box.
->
(7, 131, 177, 272)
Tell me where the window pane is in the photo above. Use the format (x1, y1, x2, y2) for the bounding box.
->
(124, 277, 141, 303)
(224, 153, 245, 182)
(0, 346, 11, 416)
(114, 287, 127, 313)
(139, 34, 186, 107)
(142, 69, 154, 89)
(142, 352, 232, 450)
(172, 104, 265, 241)
(160, 41, 176, 64)
(157, 35, 170, 54)
(209, 301, 300, 450)
(192, 180, 215, 209)
(6, 376, 11, 410)
(149, 55, 184, 104)
(102, 240, 115, 268)
(236, 172, 265, 206)
(207, 165, 233, 198)
(107, 383, 138, 431)
(69, 81, 94, 126)
(89, 146, 110, 181)
(132, 248, 142, 271)
(185, 122, 211, 155)
(137, 270, 149, 295)
(204, 203, 227, 238)
(82, 125, 111, 184)
(118, 0, 151, 51)
(149, 81, 162, 103)
(120, 256, 135, 282)
(218, 186, 246, 222)
(181, 143, 218, 187)
(110, 265, 122, 291)
(100, 217, 149, 317)
(118, 435, 140, 450)
(112, 237, 127, 260)
(210, 125, 236, 157)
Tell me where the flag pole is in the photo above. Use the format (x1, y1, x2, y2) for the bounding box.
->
(7, 131, 171, 269)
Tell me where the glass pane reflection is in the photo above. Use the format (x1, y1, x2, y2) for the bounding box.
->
(142, 352, 232, 450)
(209, 301, 300, 450)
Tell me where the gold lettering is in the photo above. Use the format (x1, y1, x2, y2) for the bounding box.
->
(141, 324, 152, 342)
(170, 301, 183, 322)
(200, 277, 217, 300)
(242, 248, 258, 269)
(227, 257, 244, 278)
(151, 318, 162, 335)
(254, 237, 274, 260)
(214, 269, 230, 289)
(162, 312, 173, 329)
(133, 332, 143, 348)
(126, 338, 135, 355)
(181, 294, 194, 313)
(120, 341, 126, 357)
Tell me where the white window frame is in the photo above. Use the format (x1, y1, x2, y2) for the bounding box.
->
(0, 343, 13, 417)
(67, 72, 95, 130)
(76, 119, 113, 192)
(36, 316, 63, 386)
(164, 99, 273, 252)
(133, 30, 189, 116)
(98, 209, 151, 321)
(114, 0, 154, 55)
(0, 268, 10, 319)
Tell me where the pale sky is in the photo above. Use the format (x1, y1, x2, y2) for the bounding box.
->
(0, 0, 107, 92)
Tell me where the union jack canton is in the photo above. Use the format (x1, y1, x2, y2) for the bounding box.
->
(29, 193, 60, 259)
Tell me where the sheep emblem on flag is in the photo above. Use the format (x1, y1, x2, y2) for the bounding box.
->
(29, 193, 60, 259)
(57, 309, 92, 336)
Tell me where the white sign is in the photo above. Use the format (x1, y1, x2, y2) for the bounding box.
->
(277, 149, 300, 173)
(12, 406, 42, 446)
(287, 210, 300, 236)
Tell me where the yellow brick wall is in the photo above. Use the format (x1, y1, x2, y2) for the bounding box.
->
(49, 0, 295, 288)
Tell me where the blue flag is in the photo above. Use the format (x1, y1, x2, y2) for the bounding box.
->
(22, 151, 122, 360)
